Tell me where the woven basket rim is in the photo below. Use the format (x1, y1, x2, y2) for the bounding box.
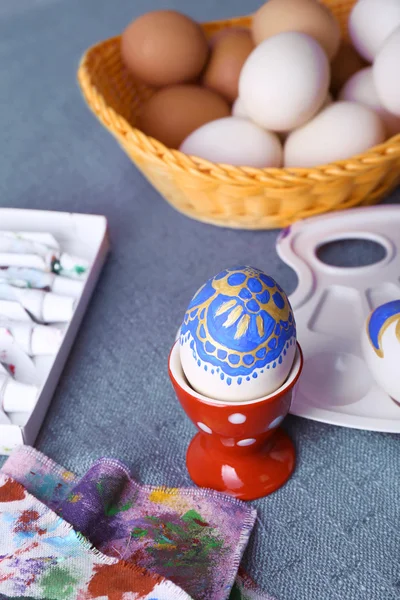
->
(77, 25, 400, 187)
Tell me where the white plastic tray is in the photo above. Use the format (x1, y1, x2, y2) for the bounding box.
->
(0, 209, 109, 454)
(277, 205, 400, 432)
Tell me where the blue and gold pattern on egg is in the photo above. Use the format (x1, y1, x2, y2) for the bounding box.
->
(180, 266, 296, 380)
(367, 299, 400, 358)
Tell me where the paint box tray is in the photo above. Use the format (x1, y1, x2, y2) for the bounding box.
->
(0, 209, 109, 454)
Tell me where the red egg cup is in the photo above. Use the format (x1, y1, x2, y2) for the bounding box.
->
(168, 340, 303, 501)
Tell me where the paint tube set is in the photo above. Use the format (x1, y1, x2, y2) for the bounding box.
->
(0, 231, 89, 425)
(0, 210, 109, 455)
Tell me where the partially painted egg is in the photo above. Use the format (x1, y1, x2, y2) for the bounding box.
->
(179, 266, 297, 401)
(362, 299, 400, 402)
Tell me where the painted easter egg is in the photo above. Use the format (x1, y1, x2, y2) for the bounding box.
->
(179, 266, 297, 402)
(362, 299, 400, 402)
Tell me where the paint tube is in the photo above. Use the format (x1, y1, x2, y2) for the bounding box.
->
(0, 284, 76, 323)
(0, 300, 32, 322)
(0, 409, 11, 424)
(0, 320, 63, 356)
(0, 232, 90, 280)
(0, 327, 39, 384)
(0, 372, 39, 413)
(0, 267, 84, 298)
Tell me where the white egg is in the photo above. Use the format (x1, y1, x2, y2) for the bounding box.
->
(232, 97, 248, 119)
(179, 266, 297, 402)
(361, 300, 400, 402)
(179, 117, 282, 168)
(284, 101, 386, 168)
(339, 67, 400, 137)
(373, 27, 400, 118)
(349, 0, 400, 62)
(239, 32, 329, 132)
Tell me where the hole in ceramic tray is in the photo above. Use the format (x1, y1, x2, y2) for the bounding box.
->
(316, 238, 387, 268)
(300, 351, 373, 407)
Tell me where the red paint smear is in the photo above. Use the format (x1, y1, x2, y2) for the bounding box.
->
(8, 364, 15, 376)
(0, 478, 26, 502)
(87, 563, 159, 600)
(14, 510, 41, 536)
(15, 541, 39, 556)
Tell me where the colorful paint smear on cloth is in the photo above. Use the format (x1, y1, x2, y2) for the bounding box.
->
(2, 446, 273, 600)
(0, 472, 193, 599)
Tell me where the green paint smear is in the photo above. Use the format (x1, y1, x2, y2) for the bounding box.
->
(73, 265, 87, 275)
(131, 527, 148, 538)
(96, 480, 134, 517)
(39, 565, 78, 600)
(182, 509, 207, 524)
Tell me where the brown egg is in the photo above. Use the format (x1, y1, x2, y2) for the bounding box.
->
(137, 85, 231, 149)
(121, 10, 209, 87)
(252, 0, 341, 60)
(209, 26, 251, 48)
(202, 29, 255, 102)
(330, 42, 369, 96)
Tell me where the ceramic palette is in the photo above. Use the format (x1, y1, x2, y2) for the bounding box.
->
(277, 205, 400, 433)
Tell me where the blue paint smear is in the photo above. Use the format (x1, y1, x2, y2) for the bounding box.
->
(243, 354, 255, 365)
(368, 300, 400, 351)
(252, 372, 258, 379)
(247, 299, 259, 312)
(205, 341, 216, 353)
(238, 377, 242, 385)
(220, 373, 225, 381)
(260, 274, 275, 287)
(228, 272, 246, 286)
(248, 277, 262, 293)
(239, 288, 252, 300)
(257, 290, 270, 304)
(273, 292, 284, 309)
(227, 377, 232, 386)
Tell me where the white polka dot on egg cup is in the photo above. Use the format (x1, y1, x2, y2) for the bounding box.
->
(168, 339, 303, 501)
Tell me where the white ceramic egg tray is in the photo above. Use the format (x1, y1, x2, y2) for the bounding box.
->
(0, 209, 109, 455)
(277, 205, 400, 433)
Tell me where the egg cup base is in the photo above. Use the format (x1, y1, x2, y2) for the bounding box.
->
(186, 427, 295, 501)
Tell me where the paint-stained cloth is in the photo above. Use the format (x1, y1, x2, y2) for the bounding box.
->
(0, 472, 193, 600)
(2, 446, 274, 600)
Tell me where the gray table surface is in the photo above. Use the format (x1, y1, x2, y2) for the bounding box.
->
(1, 1, 400, 599)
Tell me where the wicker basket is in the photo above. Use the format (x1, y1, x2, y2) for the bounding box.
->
(77, 0, 400, 230)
